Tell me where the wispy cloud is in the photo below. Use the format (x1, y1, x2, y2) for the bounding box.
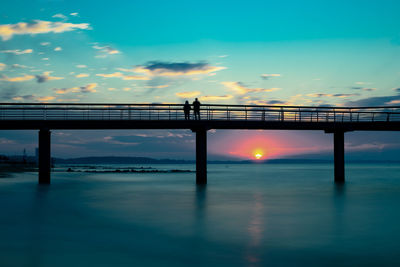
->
(134, 61, 226, 76)
(0, 20, 90, 41)
(54, 47, 62, 51)
(96, 72, 150, 80)
(0, 74, 35, 82)
(0, 63, 5, 71)
(351, 87, 376, 91)
(175, 91, 201, 98)
(54, 83, 97, 94)
(35, 72, 64, 83)
(261, 74, 281, 80)
(246, 99, 287, 105)
(75, 73, 89, 78)
(199, 95, 233, 101)
(0, 49, 33, 55)
(221, 81, 280, 95)
(76, 65, 87, 68)
(52, 14, 67, 20)
(93, 44, 120, 57)
(12, 94, 55, 102)
(307, 93, 359, 98)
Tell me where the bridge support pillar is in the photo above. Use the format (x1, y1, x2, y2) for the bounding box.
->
(195, 128, 207, 184)
(39, 129, 51, 184)
(334, 131, 345, 183)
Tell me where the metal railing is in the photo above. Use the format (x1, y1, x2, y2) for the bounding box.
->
(0, 103, 400, 123)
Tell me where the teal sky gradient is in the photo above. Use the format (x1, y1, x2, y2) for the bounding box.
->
(0, 0, 399, 159)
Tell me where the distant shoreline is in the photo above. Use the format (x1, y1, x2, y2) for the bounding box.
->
(2, 155, 400, 166)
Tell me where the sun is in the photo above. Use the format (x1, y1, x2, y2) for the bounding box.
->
(254, 153, 263, 160)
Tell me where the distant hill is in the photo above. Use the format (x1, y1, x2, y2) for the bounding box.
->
(52, 156, 400, 165)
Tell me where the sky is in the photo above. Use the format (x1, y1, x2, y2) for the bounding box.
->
(0, 0, 400, 160)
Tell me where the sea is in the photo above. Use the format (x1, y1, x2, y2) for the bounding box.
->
(1, 163, 400, 267)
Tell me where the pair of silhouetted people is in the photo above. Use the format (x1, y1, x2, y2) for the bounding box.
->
(183, 98, 201, 120)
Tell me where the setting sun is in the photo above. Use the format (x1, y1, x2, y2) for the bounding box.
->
(254, 153, 263, 159)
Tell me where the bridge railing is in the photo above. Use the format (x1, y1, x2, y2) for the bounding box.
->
(0, 103, 399, 122)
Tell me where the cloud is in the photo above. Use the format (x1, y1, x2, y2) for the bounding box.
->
(221, 81, 280, 95)
(52, 14, 67, 20)
(40, 42, 50, 46)
(70, 13, 79, 17)
(261, 74, 281, 80)
(246, 100, 287, 105)
(0, 20, 90, 41)
(176, 91, 201, 98)
(385, 100, 400, 105)
(143, 84, 169, 89)
(12, 94, 55, 102)
(0, 63, 5, 71)
(351, 87, 376, 91)
(307, 93, 333, 97)
(199, 95, 233, 101)
(134, 61, 226, 76)
(76, 65, 87, 68)
(345, 95, 400, 106)
(75, 73, 89, 78)
(93, 44, 120, 57)
(307, 93, 359, 98)
(11, 64, 28, 68)
(96, 72, 150, 80)
(35, 71, 64, 83)
(54, 83, 97, 94)
(332, 93, 359, 98)
(0, 49, 33, 55)
(0, 74, 35, 82)
(54, 47, 62, 51)
(393, 88, 400, 93)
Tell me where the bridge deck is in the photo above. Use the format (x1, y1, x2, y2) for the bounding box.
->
(0, 103, 399, 131)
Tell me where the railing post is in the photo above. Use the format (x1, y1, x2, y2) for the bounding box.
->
(387, 113, 390, 122)
(299, 108, 301, 122)
(280, 107, 284, 122)
(333, 109, 336, 122)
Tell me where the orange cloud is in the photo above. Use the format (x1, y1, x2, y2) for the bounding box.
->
(176, 91, 201, 98)
(0, 74, 35, 82)
(0, 20, 90, 41)
(0, 49, 33, 55)
(54, 83, 97, 94)
(221, 81, 280, 95)
(96, 72, 149, 80)
(75, 73, 89, 78)
(199, 95, 233, 101)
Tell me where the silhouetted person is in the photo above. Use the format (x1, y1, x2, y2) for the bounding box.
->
(183, 100, 191, 120)
(193, 98, 201, 120)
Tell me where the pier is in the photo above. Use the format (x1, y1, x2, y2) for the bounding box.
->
(0, 103, 399, 184)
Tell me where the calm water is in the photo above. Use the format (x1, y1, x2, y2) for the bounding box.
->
(1, 163, 400, 267)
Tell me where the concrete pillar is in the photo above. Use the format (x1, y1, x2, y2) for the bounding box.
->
(195, 129, 207, 184)
(39, 129, 51, 184)
(334, 131, 345, 183)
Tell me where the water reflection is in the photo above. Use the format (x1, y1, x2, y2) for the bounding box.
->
(245, 192, 264, 267)
(333, 183, 347, 237)
(28, 185, 50, 267)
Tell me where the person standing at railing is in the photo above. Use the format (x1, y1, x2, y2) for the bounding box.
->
(183, 100, 191, 120)
(193, 98, 201, 120)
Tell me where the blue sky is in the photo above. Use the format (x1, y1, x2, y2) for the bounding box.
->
(0, 0, 399, 160)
